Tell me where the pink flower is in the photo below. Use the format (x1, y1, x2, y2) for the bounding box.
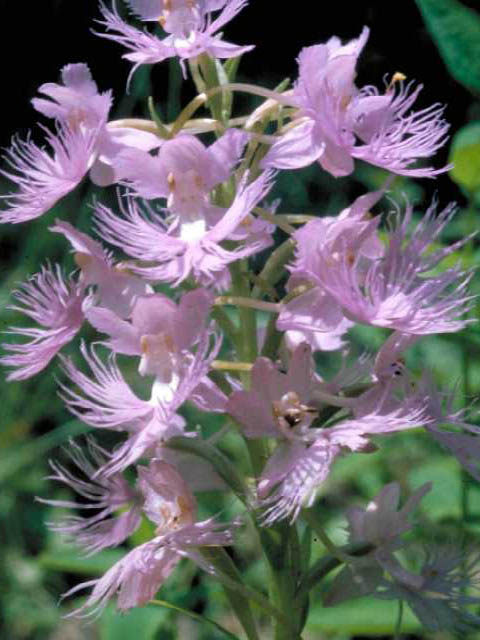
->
(0, 64, 160, 223)
(346, 482, 431, 549)
(227, 343, 318, 439)
(325, 482, 431, 605)
(381, 545, 480, 632)
(226, 344, 343, 522)
(284, 198, 473, 335)
(59, 329, 221, 474)
(42, 438, 143, 554)
(262, 27, 450, 178)
(94, 171, 274, 287)
(277, 189, 384, 342)
(114, 129, 247, 210)
(97, 0, 253, 77)
(227, 342, 436, 524)
(32, 63, 160, 185)
(63, 459, 236, 614)
(0, 125, 98, 224)
(85, 288, 214, 378)
(51, 220, 151, 318)
(1, 264, 85, 380)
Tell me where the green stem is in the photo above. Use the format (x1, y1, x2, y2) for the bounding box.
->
(211, 306, 240, 347)
(302, 510, 351, 563)
(252, 238, 296, 299)
(254, 207, 296, 235)
(215, 295, 280, 313)
(229, 261, 269, 478)
(201, 547, 294, 635)
(212, 360, 253, 372)
(260, 523, 304, 640)
(296, 542, 374, 601)
(261, 312, 284, 360)
(394, 600, 404, 640)
(230, 261, 258, 364)
(147, 97, 172, 139)
(198, 54, 226, 125)
(200, 548, 260, 640)
(170, 93, 207, 136)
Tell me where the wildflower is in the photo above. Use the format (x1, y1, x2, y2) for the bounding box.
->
(51, 220, 151, 317)
(42, 438, 143, 554)
(380, 545, 480, 632)
(325, 482, 431, 605)
(114, 129, 248, 212)
(227, 342, 435, 524)
(262, 27, 450, 178)
(54, 458, 236, 614)
(1, 264, 85, 380)
(277, 189, 384, 342)
(59, 329, 221, 474)
(0, 125, 98, 224)
(282, 197, 473, 336)
(94, 171, 274, 287)
(85, 288, 214, 378)
(97, 0, 254, 77)
(0, 64, 160, 223)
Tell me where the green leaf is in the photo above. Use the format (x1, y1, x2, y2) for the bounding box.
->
(150, 599, 240, 640)
(200, 547, 261, 640)
(308, 597, 421, 635)
(100, 604, 168, 640)
(449, 121, 480, 193)
(415, 0, 480, 94)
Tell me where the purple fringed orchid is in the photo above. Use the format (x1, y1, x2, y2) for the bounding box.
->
(85, 288, 214, 377)
(277, 189, 384, 344)
(225, 344, 352, 523)
(94, 170, 274, 287)
(326, 488, 480, 631)
(54, 458, 236, 614)
(51, 220, 151, 318)
(325, 482, 431, 605)
(59, 328, 221, 474)
(0, 63, 160, 224)
(420, 380, 480, 481)
(114, 129, 247, 209)
(1, 264, 85, 380)
(0, 125, 98, 224)
(281, 196, 473, 337)
(227, 342, 436, 524)
(379, 545, 480, 632)
(42, 438, 143, 555)
(97, 0, 254, 77)
(262, 27, 450, 178)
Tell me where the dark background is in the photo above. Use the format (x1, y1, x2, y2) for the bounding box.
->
(1, 0, 476, 165)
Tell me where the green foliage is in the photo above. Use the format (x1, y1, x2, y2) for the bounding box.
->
(415, 0, 480, 94)
(308, 597, 421, 635)
(449, 121, 480, 196)
(100, 604, 169, 640)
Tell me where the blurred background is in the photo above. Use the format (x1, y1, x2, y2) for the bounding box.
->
(1, 0, 480, 638)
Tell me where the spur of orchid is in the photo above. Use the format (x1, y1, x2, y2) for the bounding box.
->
(3, 2, 480, 638)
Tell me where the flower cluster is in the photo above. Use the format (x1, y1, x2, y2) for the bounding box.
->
(2, 2, 480, 636)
